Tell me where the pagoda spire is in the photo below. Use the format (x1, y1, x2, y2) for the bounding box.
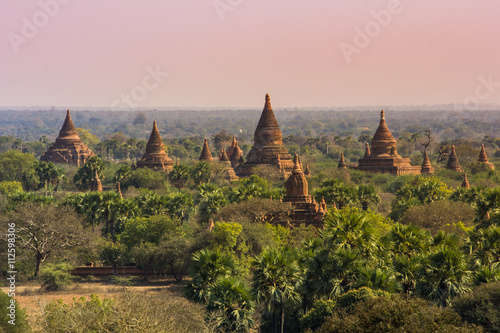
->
(338, 152, 347, 169)
(199, 138, 213, 161)
(58, 109, 78, 139)
(239, 93, 294, 177)
(136, 120, 174, 172)
(446, 145, 462, 172)
(461, 173, 470, 189)
(364, 142, 371, 157)
(370, 110, 398, 156)
(421, 149, 434, 174)
(304, 163, 311, 176)
(478, 144, 494, 170)
(479, 144, 489, 162)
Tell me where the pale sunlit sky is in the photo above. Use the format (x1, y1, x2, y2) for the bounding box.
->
(1, 0, 500, 108)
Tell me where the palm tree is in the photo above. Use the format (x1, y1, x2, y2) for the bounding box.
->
(252, 247, 302, 333)
(191, 162, 211, 186)
(206, 277, 255, 332)
(356, 184, 381, 210)
(198, 189, 228, 223)
(321, 208, 380, 257)
(356, 267, 400, 293)
(386, 223, 431, 257)
(35, 161, 64, 190)
(186, 249, 236, 303)
(314, 179, 357, 209)
(73, 156, 105, 190)
(417, 245, 471, 307)
(305, 247, 365, 299)
(169, 163, 190, 192)
(166, 192, 194, 224)
(393, 254, 423, 297)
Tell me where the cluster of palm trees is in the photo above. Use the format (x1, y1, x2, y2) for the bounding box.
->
(185, 206, 500, 333)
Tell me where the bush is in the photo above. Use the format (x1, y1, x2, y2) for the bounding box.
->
(452, 282, 500, 333)
(39, 262, 74, 291)
(0, 181, 23, 195)
(40, 292, 210, 333)
(300, 299, 336, 332)
(316, 295, 482, 333)
(0, 289, 31, 332)
(122, 168, 168, 190)
(400, 200, 475, 236)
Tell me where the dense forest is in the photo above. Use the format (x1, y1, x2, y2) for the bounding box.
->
(1, 109, 500, 332)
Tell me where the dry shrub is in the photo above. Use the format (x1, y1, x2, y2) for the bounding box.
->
(401, 200, 475, 236)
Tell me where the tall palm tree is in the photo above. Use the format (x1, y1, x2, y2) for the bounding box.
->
(252, 247, 302, 333)
(356, 184, 381, 211)
(393, 254, 423, 297)
(206, 277, 255, 332)
(166, 192, 194, 224)
(417, 245, 471, 307)
(169, 163, 190, 192)
(186, 249, 235, 303)
(386, 223, 431, 257)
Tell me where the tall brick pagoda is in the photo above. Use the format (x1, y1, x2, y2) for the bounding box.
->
(136, 121, 174, 172)
(357, 110, 420, 175)
(199, 138, 214, 162)
(237, 93, 294, 177)
(40, 110, 94, 166)
(446, 145, 462, 172)
(478, 144, 494, 170)
(282, 153, 325, 227)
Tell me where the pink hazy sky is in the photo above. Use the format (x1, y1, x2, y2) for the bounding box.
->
(1, 0, 499, 108)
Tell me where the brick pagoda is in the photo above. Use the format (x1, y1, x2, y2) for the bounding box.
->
(40, 110, 94, 166)
(199, 138, 214, 162)
(282, 153, 325, 227)
(136, 121, 174, 172)
(237, 93, 294, 177)
(357, 110, 421, 175)
(478, 144, 494, 170)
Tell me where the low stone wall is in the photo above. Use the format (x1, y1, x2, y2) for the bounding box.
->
(71, 266, 147, 277)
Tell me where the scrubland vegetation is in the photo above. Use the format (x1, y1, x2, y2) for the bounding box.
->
(1, 110, 500, 332)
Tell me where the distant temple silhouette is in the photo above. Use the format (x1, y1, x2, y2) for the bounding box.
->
(357, 110, 421, 175)
(40, 110, 94, 166)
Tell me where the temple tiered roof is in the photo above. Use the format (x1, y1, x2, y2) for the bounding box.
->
(237, 93, 294, 177)
(40, 110, 94, 166)
(357, 110, 421, 175)
(136, 121, 174, 172)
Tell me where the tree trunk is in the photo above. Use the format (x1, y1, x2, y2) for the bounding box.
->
(273, 310, 277, 333)
(34, 251, 43, 277)
(362, 201, 368, 211)
(281, 306, 285, 333)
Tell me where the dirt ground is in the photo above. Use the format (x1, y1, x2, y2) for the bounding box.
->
(1, 279, 186, 328)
